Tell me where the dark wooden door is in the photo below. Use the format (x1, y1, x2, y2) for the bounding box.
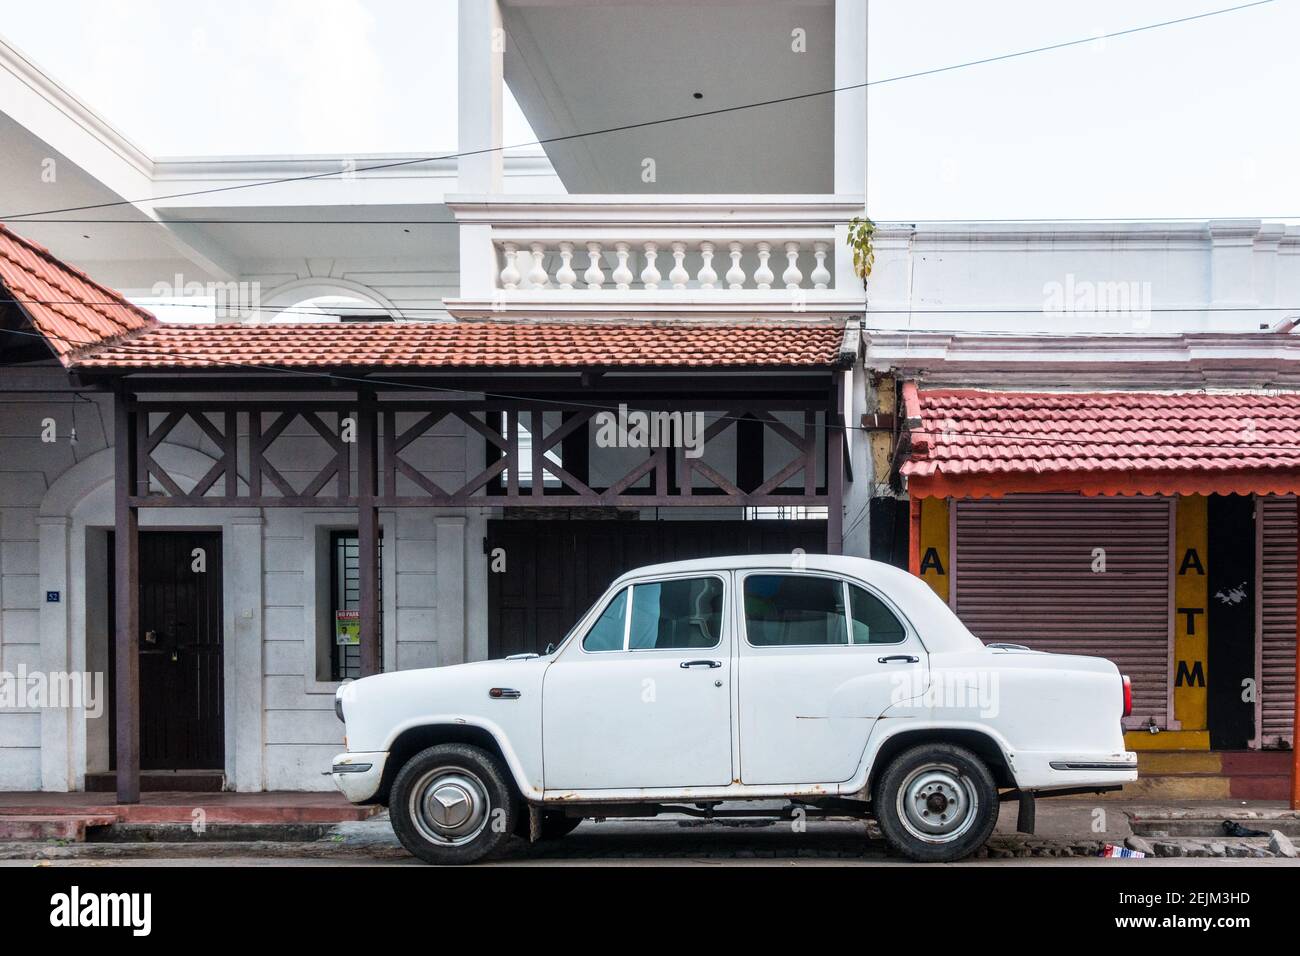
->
(110, 531, 224, 770)
(487, 520, 827, 658)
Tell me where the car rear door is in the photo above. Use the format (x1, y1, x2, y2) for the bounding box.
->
(736, 570, 930, 785)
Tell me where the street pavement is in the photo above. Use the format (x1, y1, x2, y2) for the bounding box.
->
(1, 800, 1297, 866)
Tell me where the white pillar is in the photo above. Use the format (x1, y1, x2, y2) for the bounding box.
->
(226, 513, 265, 791)
(436, 516, 467, 666)
(458, 0, 505, 195)
(38, 516, 72, 791)
(1208, 220, 1262, 333)
(1209, 220, 1260, 307)
(834, 0, 867, 196)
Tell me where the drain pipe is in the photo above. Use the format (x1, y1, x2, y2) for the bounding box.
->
(1293, 515, 1299, 810)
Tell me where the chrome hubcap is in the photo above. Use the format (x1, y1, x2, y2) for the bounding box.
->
(897, 763, 978, 844)
(410, 767, 491, 847)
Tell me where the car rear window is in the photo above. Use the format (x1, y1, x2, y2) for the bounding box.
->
(743, 574, 848, 646)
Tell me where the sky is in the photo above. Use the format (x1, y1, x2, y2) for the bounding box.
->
(866, 0, 1300, 220)
(1, 0, 1297, 220)
(0, 0, 536, 155)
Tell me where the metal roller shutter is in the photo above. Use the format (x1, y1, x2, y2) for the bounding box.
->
(953, 494, 1172, 724)
(1259, 495, 1296, 745)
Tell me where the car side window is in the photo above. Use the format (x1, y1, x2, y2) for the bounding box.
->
(582, 587, 628, 652)
(628, 577, 724, 650)
(744, 574, 848, 646)
(848, 584, 907, 645)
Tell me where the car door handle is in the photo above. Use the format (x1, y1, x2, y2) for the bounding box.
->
(878, 655, 920, 664)
(680, 659, 722, 669)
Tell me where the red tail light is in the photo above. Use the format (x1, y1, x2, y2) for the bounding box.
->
(1121, 675, 1133, 718)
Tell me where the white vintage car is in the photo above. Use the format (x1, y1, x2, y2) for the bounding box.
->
(331, 554, 1137, 863)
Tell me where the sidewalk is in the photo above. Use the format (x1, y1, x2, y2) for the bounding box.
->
(0, 791, 380, 842)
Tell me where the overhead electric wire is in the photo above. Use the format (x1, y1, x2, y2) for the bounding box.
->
(0, 0, 1276, 222)
(6, 213, 1300, 226)
(6, 295, 1300, 323)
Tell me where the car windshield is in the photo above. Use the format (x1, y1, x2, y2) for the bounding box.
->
(547, 596, 604, 654)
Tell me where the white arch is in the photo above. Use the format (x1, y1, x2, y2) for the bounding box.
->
(39, 441, 262, 793)
(258, 277, 403, 323)
(40, 442, 244, 518)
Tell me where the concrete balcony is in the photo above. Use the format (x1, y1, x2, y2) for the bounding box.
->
(445, 195, 867, 319)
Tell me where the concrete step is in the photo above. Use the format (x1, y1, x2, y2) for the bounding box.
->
(0, 793, 381, 825)
(1130, 808, 1300, 839)
(1114, 751, 1295, 801)
(1102, 776, 1233, 800)
(87, 822, 337, 843)
(0, 814, 118, 842)
(85, 770, 225, 793)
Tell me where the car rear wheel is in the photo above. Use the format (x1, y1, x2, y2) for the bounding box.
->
(389, 743, 518, 865)
(874, 743, 998, 862)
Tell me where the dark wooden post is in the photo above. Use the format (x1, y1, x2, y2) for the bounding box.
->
(113, 390, 140, 803)
(357, 390, 381, 677)
(826, 372, 845, 554)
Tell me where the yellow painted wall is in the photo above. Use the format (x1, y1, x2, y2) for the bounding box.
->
(1125, 729, 1211, 750)
(918, 497, 950, 603)
(1173, 495, 1209, 736)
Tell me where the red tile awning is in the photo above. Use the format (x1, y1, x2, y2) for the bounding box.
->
(0, 221, 846, 372)
(0, 223, 155, 361)
(901, 383, 1300, 498)
(70, 321, 849, 371)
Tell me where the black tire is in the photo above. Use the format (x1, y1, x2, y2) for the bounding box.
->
(389, 743, 519, 865)
(873, 743, 998, 863)
(538, 812, 583, 840)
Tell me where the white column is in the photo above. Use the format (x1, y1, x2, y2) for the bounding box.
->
(1209, 220, 1259, 307)
(226, 513, 265, 792)
(457, 0, 505, 194)
(436, 517, 467, 666)
(38, 516, 71, 791)
(1207, 219, 1264, 334)
(834, 0, 867, 196)
(1253, 223, 1285, 310)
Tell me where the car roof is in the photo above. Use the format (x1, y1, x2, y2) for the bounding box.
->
(606, 553, 982, 653)
(611, 553, 887, 582)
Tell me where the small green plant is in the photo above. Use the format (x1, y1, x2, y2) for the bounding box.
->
(847, 215, 877, 289)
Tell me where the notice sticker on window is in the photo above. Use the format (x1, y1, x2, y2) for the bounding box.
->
(335, 609, 360, 646)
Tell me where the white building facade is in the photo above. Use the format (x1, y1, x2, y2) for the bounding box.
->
(0, 1, 1295, 798)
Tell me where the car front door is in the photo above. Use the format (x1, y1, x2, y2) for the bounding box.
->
(541, 573, 733, 791)
(737, 571, 930, 785)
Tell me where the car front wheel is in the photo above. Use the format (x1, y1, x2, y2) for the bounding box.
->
(874, 743, 998, 862)
(389, 743, 518, 865)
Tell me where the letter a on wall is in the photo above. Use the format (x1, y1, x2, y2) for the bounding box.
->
(918, 498, 950, 603)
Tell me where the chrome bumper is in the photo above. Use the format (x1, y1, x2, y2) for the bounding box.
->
(328, 751, 387, 803)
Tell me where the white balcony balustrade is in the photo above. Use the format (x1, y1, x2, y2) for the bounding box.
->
(446, 196, 867, 319)
(500, 238, 831, 292)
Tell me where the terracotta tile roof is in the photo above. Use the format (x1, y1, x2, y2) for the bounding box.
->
(0, 222, 155, 362)
(71, 321, 847, 370)
(901, 384, 1300, 497)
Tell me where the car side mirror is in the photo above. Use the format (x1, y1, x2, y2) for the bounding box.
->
(544, 643, 556, 656)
